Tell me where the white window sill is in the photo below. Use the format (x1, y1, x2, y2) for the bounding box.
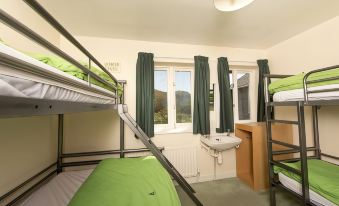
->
(155, 126, 192, 135)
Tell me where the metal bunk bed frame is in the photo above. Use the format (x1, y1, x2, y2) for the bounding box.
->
(264, 65, 339, 206)
(0, 0, 203, 205)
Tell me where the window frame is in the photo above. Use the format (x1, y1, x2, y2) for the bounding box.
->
(154, 65, 194, 134)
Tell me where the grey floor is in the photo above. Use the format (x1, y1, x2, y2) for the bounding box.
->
(176, 178, 301, 206)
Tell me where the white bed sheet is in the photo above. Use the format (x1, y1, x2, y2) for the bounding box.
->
(19, 169, 93, 206)
(278, 173, 336, 206)
(0, 43, 115, 104)
(273, 84, 339, 102)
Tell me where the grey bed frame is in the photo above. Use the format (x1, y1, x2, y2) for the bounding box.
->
(0, 1, 203, 205)
(264, 65, 339, 206)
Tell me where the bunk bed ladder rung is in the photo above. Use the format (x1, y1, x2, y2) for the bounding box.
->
(269, 139, 300, 149)
(118, 104, 203, 206)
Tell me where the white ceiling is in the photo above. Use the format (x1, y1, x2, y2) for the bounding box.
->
(41, 0, 339, 49)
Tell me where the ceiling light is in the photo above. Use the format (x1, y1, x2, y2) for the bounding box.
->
(214, 0, 255, 12)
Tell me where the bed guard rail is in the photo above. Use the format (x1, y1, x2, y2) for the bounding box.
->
(303, 65, 339, 103)
(0, 0, 123, 99)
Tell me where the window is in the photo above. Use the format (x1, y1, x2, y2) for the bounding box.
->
(175, 71, 192, 123)
(229, 69, 255, 122)
(236, 72, 250, 120)
(154, 65, 194, 134)
(154, 70, 168, 124)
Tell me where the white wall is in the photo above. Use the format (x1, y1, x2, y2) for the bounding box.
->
(267, 16, 339, 158)
(0, 0, 60, 52)
(59, 36, 265, 182)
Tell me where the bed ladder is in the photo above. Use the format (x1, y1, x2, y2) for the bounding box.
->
(118, 104, 203, 206)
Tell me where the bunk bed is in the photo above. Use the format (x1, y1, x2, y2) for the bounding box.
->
(264, 65, 339, 206)
(0, 1, 203, 206)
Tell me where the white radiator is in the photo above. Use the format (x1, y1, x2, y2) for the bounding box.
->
(163, 146, 198, 177)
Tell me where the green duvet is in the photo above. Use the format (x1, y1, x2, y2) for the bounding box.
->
(0, 39, 121, 93)
(68, 156, 181, 206)
(269, 68, 339, 94)
(27, 53, 120, 93)
(274, 159, 339, 205)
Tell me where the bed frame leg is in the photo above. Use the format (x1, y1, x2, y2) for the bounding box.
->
(120, 118, 125, 158)
(265, 105, 276, 206)
(57, 114, 64, 174)
(264, 76, 276, 206)
(312, 106, 321, 159)
(297, 103, 310, 205)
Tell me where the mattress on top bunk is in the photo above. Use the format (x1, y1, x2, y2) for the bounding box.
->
(0, 43, 116, 104)
(274, 159, 339, 205)
(269, 68, 339, 94)
(69, 156, 181, 206)
(0, 74, 115, 104)
(27, 53, 118, 92)
(273, 84, 339, 102)
(19, 169, 93, 206)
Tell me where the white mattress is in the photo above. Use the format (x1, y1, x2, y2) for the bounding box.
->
(278, 173, 336, 206)
(273, 84, 339, 102)
(0, 43, 115, 104)
(19, 169, 93, 206)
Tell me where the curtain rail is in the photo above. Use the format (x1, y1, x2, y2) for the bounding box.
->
(154, 56, 257, 64)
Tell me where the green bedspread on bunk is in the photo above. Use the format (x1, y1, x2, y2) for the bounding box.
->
(27, 53, 120, 93)
(274, 159, 339, 205)
(269, 68, 339, 94)
(68, 156, 181, 206)
(0, 40, 122, 94)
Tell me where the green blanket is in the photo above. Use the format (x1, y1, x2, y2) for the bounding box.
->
(68, 156, 181, 206)
(274, 159, 339, 205)
(269, 68, 339, 94)
(27, 53, 120, 93)
(0, 40, 121, 93)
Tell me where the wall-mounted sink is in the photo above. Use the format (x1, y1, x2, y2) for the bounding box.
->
(200, 134, 242, 152)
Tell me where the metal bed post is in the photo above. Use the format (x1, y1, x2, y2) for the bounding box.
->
(311, 106, 321, 159)
(120, 118, 125, 158)
(57, 114, 64, 173)
(297, 102, 310, 205)
(264, 75, 276, 206)
(119, 81, 126, 158)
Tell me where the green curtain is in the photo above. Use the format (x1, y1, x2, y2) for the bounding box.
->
(136, 52, 154, 137)
(257, 59, 271, 122)
(193, 56, 210, 135)
(216, 57, 234, 133)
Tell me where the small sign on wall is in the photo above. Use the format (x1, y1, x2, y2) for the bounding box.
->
(104, 61, 121, 73)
